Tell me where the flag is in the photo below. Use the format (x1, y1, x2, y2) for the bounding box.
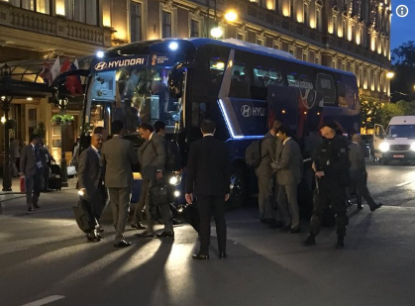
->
(39, 61, 52, 86)
(61, 59, 83, 95)
(50, 57, 61, 82)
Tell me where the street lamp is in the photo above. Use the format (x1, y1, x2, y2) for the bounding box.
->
(211, 27, 224, 38)
(224, 9, 238, 22)
(0, 63, 13, 192)
(386, 71, 395, 79)
(58, 98, 69, 187)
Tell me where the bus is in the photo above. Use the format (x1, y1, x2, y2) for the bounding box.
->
(74, 38, 360, 209)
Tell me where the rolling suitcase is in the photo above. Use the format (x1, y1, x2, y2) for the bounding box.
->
(49, 164, 62, 190)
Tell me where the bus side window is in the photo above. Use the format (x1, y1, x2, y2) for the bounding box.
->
(229, 63, 250, 98)
(210, 59, 225, 96)
(316, 73, 336, 105)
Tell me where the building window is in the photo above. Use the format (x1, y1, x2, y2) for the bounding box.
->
(342, 19, 347, 38)
(65, 0, 98, 25)
(3, 0, 51, 14)
(162, 11, 172, 38)
(316, 9, 321, 30)
(130, 1, 142, 42)
(190, 19, 199, 37)
(303, 4, 308, 25)
(237, 33, 244, 41)
(332, 16, 337, 34)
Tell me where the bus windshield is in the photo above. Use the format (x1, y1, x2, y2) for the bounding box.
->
(84, 55, 181, 135)
(386, 125, 415, 138)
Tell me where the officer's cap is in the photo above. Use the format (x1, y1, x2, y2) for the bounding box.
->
(321, 121, 338, 130)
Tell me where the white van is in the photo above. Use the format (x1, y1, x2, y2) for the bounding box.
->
(374, 116, 415, 165)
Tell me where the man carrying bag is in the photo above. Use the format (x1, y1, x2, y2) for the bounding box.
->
(136, 123, 174, 238)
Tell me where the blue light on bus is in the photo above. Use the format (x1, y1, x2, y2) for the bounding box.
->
(169, 42, 179, 51)
(96, 51, 104, 58)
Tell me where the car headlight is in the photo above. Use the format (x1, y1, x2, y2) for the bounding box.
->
(169, 175, 181, 186)
(379, 142, 390, 153)
(411, 143, 415, 152)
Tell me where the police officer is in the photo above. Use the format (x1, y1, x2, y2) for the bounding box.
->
(304, 122, 350, 248)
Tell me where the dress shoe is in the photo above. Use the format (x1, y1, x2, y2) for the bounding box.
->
(33, 204, 40, 209)
(346, 200, 353, 207)
(131, 223, 146, 230)
(336, 236, 345, 249)
(370, 203, 383, 212)
(137, 231, 155, 238)
(269, 221, 283, 229)
(281, 225, 291, 232)
(97, 227, 104, 233)
(357, 204, 364, 210)
(114, 240, 132, 248)
(261, 218, 273, 224)
(286, 227, 301, 234)
(303, 234, 316, 246)
(192, 253, 209, 260)
(28, 207, 34, 212)
(219, 252, 227, 259)
(87, 233, 101, 242)
(172, 219, 182, 225)
(157, 231, 175, 238)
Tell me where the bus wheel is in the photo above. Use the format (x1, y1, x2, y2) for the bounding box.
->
(228, 166, 246, 210)
(381, 158, 389, 165)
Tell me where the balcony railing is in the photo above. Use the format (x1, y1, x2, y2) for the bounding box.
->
(0, 2, 112, 47)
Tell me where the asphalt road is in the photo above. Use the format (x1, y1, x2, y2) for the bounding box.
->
(1, 164, 415, 306)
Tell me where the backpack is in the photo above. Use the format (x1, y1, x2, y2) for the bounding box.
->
(245, 139, 263, 168)
(165, 139, 182, 171)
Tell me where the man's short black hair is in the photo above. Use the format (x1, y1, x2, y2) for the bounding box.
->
(201, 119, 216, 134)
(94, 126, 104, 134)
(30, 134, 39, 142)
(139, 122, 155, 132)
(154, 121, 166, 133)
(111, 120, 124, 135)
(277, 125, 292, 137)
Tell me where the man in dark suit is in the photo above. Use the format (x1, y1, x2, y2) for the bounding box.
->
(255, 126, 276, 224)
(185, 120, 231, 260)
(349, 134, 382, 211)
(20, 134, 42, 212)
(275, 125, 302, 233)
(39, 139, 55, 192)
(100, 120, 138, 248)
(135, 122, 174, 238)
(78, 134, 105, 242)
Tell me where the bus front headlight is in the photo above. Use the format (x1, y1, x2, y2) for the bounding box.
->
(169, 175, 181, 186)
(379, 142, 390, 153)
(411, 143, 415, 152)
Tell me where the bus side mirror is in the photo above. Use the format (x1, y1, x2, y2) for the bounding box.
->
(168, 63, 187, 99)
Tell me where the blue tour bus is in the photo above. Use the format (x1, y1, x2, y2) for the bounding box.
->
(76, 38, 360, 209)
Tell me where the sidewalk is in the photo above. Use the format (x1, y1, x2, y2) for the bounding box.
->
(0, 177, 78, 216)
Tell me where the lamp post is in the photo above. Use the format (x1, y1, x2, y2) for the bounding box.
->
(0, 63, 13, 191)
(58, 98, 69, 187)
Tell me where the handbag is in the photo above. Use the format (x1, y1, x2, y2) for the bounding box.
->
(67, 166, 77, 177)
(20, 176, 26, 193)
(149, 183, 169, 206)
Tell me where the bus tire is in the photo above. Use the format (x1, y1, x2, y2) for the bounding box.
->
(227, 165, 246, 210)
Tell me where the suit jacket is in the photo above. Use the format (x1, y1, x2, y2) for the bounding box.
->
(255, 132, 275, 177)
(138, 133, 166, 180)
(185, 136, 231, 197)
(276, 138, 302, 186)
(78, 147, 103, 202)
(20, 144, 41, 178)
(100, 136, 137, 188)
(349, 142, 366, 172)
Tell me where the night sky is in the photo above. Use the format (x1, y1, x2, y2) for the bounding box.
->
(391, 0, 415, 49)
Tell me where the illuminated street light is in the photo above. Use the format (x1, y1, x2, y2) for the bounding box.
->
(386, 71, 395, 79)
(211, 27, 223, 38)
(224, 10, 238, 22)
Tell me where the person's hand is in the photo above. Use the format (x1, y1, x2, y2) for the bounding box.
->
(185, 193, 193, 205)
(312, 162, 317, 172)
(156, 172, 163, 180)
(315, 171, 325, 178)
(225, 194, 230, 202)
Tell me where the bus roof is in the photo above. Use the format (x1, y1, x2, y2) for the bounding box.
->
(106, 38, 356, 78)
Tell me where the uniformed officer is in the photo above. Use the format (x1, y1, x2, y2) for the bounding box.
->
(304, 122, 351, 248)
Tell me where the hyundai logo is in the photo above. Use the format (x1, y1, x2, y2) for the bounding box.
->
(241, 105, 252, 117)
(94, 61, 108, 71)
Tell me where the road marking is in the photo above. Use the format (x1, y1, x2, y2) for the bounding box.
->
(396, 181, 414, 187)
(21, 295, 65, 306)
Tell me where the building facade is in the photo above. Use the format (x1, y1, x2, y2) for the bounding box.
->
(0, 0, 391, 163)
